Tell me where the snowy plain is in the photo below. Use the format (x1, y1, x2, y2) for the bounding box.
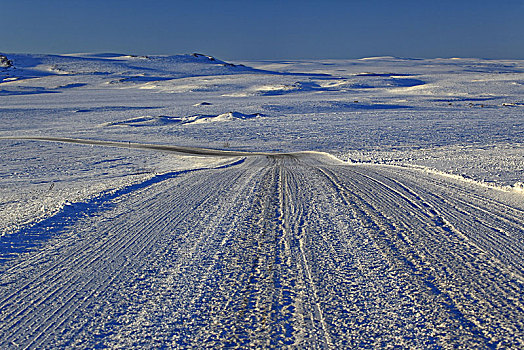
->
(0, 53, 523, 348)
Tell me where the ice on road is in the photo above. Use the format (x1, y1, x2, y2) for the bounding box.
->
(1, 151, 522, 349)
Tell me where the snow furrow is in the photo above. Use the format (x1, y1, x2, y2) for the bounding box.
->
(326, 165, 523, 348)
(1, 154, 522, 348)
(0, 163, 250, 347)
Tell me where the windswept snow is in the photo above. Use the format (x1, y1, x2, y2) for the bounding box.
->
(102, 112, 265, 127)
(0, 53, 523, 348)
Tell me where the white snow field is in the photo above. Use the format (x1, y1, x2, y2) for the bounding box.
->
(0, 53, 523, 348)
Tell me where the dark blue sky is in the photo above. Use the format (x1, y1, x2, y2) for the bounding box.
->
(2, 0, 523, 59)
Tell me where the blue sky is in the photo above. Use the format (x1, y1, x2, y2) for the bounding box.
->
(2, 0, 523, 59)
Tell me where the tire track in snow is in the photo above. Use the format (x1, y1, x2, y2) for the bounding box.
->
(1, 150, 523, 348)
(315, 166, 490, 347)
(0, 159, 249, 348)
(320, 165, 523, 348)
(0, 158, 245, 266)
(357, 165, 524, 278)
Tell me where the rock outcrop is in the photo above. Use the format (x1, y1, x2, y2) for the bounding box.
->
(0, 54, 13, 68)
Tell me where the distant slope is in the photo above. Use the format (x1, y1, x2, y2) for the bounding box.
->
(0, 52, 270, 83)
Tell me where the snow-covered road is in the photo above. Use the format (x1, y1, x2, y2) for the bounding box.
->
(1, 150, 522, 348)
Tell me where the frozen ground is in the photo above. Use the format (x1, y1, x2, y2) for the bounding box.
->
(0, 53, 523, 348)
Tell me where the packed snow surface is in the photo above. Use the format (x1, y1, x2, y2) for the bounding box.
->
(0, 53, 523, 348)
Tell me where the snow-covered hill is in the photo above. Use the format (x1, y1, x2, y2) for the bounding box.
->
(0, 52, 268, 91)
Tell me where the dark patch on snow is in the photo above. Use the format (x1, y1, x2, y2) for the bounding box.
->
(432, 96, 502, 102)
(73, 106, 161, 113)
(355, 72, 414, 77)
(263, 101, 411, 114)
(0, 55, 13, 68)
(191, 53, 216, 61)
(0, 88, 60, 96)
(56, 83, 87, 89)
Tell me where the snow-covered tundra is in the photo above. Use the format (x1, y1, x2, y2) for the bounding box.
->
(0, 53, 523, 348)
